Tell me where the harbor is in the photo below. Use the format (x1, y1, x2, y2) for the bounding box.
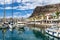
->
(0, 0, 60, 40)
(0, 25, 60, 40)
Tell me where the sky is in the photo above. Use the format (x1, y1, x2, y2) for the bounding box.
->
(0, 0, 60, 18)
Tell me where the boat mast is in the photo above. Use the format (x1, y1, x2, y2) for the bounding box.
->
(12, 0, 13, 27)
(3, 0, 6, 23)
(12, 0, 13, 20)
(17, 0, 22, 22)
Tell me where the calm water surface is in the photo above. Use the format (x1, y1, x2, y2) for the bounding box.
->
(0, 26, 60, 40)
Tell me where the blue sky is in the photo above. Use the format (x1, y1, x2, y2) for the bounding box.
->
(0, 0, 60, 18)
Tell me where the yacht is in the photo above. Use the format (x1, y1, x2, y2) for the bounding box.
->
(2, 22, 9, 29)
(45, 25, 60, 38)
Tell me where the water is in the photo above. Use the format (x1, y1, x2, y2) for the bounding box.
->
(0, 26, 60, 40)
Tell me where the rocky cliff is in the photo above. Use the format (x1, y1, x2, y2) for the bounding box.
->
(30, 3, 60, 18)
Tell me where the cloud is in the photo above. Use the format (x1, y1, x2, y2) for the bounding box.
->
(0, 0, 12, 4)
(49, 0, 60, 4)
(0, 16, 12, 18)
(6, 16, 12, 18)
(13, 12, 21, 16)
(15, 0, 60, 10)
(0, 16, 3, 18)
(0, 0, 60, 10)
(22, 13, 31, 18)
(0, 0, 60, 5)
(0, 0, 60, 18)
(13, 12, 32, 18)
(17, 0, 45, 10)
(5, 7, 12, 9)
(0, 6, 18, 9)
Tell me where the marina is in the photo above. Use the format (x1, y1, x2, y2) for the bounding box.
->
(0, 25, 60, 40)
(0, 0, 60, 40)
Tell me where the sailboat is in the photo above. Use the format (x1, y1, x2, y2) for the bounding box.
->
(8, 0, 14, 31)
(8, 22, 13, 31)
(2, 0, 9, 29)
(2, 0, 13, 31)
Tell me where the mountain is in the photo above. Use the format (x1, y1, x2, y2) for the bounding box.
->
(29, 3, 60, 18)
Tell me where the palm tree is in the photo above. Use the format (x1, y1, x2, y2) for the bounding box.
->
(53, 15, 56, 19)
(51, 13, 56, 19)
(55, 7, 60, 19)
(41, 13, 45, 20)
(55, 11, 60, 30)
(55, 11, 60, 19)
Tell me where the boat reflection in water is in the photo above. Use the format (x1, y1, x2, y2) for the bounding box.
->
(0, 25, 60, 40)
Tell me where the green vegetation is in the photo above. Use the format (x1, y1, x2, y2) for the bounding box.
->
(38, 13, 45, 19)
(55, 11, 60, 19)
